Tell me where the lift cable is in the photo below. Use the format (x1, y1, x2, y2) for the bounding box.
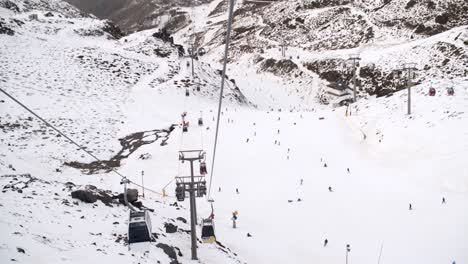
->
(207, 0, 236, 199)
(0, 87, 167, 198)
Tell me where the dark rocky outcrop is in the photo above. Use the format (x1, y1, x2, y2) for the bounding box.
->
(102, 21, 124, 39)
(71, 185, 114, 205)
(0, 0, 20, 12)
(260, 58, 299, 76)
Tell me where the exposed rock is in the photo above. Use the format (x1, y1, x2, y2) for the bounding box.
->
(156, 243, 179, 263)
(117, 188, 138, 204)
(0, 22, 14, 36)
(435, 13, 449, 24)
(176, 217, 187, 223)
(0, 1, 20, 12)
(71, 185, 114, 205)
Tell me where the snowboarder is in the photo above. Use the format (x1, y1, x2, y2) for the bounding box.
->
(328, 186, 333, 192)
(409, 203, 412, 210)
(324, 239, 328, 247)
(442, 197, 446, 204)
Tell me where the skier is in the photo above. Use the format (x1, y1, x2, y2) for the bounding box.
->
(246, 138, 249, 143)
(277, 129, 280, 134)
(347, 168, 350, 173)
(232, 211, 238, 228)
(409, 203, 412, 210)
(236, 188, 239, 194)
(324, 239, 328, 247)
(247, 233, 252, 237)
(254, 131, 256, 136)
(218, 187, 221, 192)
(288, 148, 290, 153)
(300, 179, 303, 185)
(442, 197, 446, 204)
(324, 163, 328, 168)
(328, 186, 333, 192)
(275, 140, 277, 145)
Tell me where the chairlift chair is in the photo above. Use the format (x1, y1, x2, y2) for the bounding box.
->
(196, 85, 200, 92)
(447, 87, 454, 96)
(201, 218, 216, 243)
(198, 117, 203, 126)
(200, 161, 207, 174)
(128, 210, 152, 244)
(429, 87, 436, 96)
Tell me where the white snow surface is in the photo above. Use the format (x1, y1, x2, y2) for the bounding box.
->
(1, 1, 468, 264)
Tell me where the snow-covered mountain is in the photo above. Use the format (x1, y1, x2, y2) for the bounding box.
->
(1, 0, 468, 264)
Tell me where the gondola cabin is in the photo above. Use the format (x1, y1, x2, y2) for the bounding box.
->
(201, 218, 216, 243)
(128, 210, 152, 244)
(429, 87, 436, 96)
(447, 87, 454, 96)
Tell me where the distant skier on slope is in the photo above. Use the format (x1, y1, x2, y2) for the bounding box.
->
(324, 239, 328, 247)
(409, 203, 412, 210)
(328, 186, 333, 192)
(442, 197, 446, 204)
(300, 179, 303, 185)
(236, 188, 239, 194)
(347, 168, 350, 173)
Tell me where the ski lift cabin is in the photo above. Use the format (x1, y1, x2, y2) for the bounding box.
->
(201, 218, 216, 243)
(447, 87, 454, 96)
(429, 87, 436, 96)
(128, 210, 152, 244)
(200, 161, 207, 175)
